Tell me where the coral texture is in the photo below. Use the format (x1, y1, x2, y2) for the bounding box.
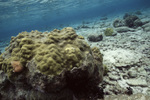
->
(0, 27, 104, 100)
(104, 28, 114, 36)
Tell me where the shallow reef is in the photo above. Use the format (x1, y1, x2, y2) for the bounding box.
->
(0, 27, 104, 100)
(113, 13, 143, 29)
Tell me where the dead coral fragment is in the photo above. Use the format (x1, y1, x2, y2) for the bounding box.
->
(11, 61, 24, 73)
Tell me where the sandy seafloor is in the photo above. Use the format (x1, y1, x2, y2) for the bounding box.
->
(0, 7, 150, 99)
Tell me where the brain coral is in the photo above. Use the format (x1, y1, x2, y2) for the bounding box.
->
(0, 27, 104, 99)
(0, 27, 103, 81)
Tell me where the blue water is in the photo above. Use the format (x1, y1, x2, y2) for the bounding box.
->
(0, 0, 150, 38)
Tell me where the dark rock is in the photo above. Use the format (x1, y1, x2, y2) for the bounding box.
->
(123, 13, 143, 28)
(123, 13, 131, 19)
(76, 25, 90, 30)
(100, 17, 108, 20)
(113, 19, 125, 28)
(0, 71, 9, 90)
(135, 11, 142, 15)
(80, 25, 90, 28)
(88, 34, 103, 42)
(126, 87, 133, 95)
(134, 19, 143, 27)
(124, 15, 138, 27)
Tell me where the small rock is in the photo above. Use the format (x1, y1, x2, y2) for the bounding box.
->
(108, 74, 120, 81)
(138, 67, 147, 76)
(113, 19, 125, 28)
(142, 22, 150, 28)
(100, 17, 108, 20)
(112, 83, 127, 94)
(115, 26, 135, 33)
(128, 70, 137, 78)
(134, 19, 143, 27)
(75, 25, 90, 30)
(146, 87, 150, 95)
(87, 34, 103, 42)
(135, 11, 142, 15)
(144, 27, 150, 32)
(123, 13, 131, 19)
(104, 78, 117, 85)
(81, 25, 90, 28)
(126, 87, 133, 95)
(127, 78, 147, 87)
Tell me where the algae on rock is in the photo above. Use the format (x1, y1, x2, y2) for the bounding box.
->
(104, 28, 114, 36)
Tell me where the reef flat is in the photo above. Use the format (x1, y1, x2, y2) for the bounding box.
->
(74, 8, 150, 100)
(0, 8, 150, 100)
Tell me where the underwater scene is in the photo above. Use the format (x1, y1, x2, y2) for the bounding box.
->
(0, 0, 150, 100)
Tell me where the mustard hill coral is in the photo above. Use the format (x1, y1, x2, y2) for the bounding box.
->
(0, 27, 104, 99)
(34, 27, 90, 75)
(0, 27, 103, 80)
